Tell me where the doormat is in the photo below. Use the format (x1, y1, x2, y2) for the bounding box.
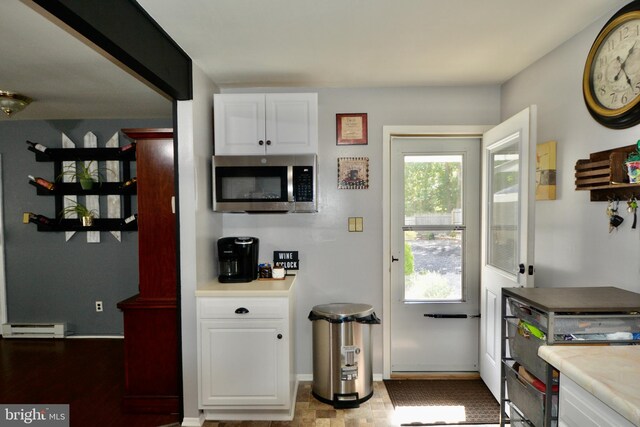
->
(383, 379, 500, 426)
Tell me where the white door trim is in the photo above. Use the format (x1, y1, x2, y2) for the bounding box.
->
(382, 125, 492, 379)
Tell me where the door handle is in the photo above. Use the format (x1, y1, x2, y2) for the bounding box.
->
(392, 256, 399, 262)
(519, 263, 525, 274)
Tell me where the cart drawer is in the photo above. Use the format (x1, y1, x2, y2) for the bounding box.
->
(507, 318, 551, 381)
(506, 363, 557, 427)
(510, 403, 535, 427)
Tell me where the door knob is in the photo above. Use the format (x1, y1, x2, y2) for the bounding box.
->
(277, 334, 283, 339)
(258, 140, 264, 146)
(266, 140, 272, 146)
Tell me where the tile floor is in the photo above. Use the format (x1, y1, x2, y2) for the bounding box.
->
(202, 381, 499, 427)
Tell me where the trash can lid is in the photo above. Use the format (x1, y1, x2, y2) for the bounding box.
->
(310, 303, 374, 321)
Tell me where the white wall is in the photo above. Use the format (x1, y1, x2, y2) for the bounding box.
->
(178, 63, 220, 424)
(217, 86, 501, 376)
(502, 11, 640, 293)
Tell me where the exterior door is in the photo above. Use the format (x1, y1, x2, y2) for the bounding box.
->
(479, 107, 536, 400)
(390, 136, 480, 372)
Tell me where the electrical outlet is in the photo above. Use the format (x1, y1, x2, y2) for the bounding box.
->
(95, 301, 103, 312)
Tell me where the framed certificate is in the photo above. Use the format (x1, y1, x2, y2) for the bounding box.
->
(336, 113, 368, 145)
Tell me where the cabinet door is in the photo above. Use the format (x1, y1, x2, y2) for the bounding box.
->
(200, 318, 289, 407)
(559, 376, 634, 427)
(214, 94, 266, 155)
(265, 93, 318, 155)
(137, 137, 176, 299)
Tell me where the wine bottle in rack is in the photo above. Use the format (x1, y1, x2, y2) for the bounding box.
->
(120, 177, 137, 189)
(23, 212, 54, 226)
(119, 141, 136, 153)
(28, 175, 55, 191)
(25, 140, 49, 153)
(121, 213, 137, 226)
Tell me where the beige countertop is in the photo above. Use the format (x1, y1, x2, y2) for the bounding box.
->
(538, 345, 640, 426)
(195, 274, 296, 297)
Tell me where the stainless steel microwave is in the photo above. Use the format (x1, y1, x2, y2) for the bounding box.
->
(212, 154, 317, 213)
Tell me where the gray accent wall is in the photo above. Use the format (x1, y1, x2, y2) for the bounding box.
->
(0, 118, 170, 335)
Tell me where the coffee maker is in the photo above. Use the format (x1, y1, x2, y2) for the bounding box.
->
(217, 237, 259, 283)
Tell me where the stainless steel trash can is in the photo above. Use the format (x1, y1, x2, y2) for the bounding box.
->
(308, 303, 380, 408)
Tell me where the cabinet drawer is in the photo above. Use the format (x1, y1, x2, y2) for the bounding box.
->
(199, 297, 287, 319)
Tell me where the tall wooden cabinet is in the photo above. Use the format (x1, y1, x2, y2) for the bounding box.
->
(117, 128, 179, 414)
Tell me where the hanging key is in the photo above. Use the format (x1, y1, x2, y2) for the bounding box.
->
(628, 196, 638, 229)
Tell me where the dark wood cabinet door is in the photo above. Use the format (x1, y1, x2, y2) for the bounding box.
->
(135, 132, 176, 300)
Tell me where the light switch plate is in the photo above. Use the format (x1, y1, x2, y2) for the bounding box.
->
(348, 217, 363, 232)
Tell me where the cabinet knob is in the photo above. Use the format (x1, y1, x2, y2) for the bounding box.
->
(277, 334, 283, 339)
(266, 140, 272, 146)
(235, 307, 249, 314)
(258, 140, 264, 146)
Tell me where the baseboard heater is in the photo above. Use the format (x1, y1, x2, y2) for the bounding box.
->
(1, 323, 66, 338)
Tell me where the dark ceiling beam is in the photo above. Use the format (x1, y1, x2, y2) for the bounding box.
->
(31, 0, 192, 101)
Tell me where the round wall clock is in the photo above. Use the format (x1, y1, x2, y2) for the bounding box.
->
(584, 1, 640, 129)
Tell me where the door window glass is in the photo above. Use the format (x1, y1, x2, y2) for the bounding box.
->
(403, 155, 464, 302)
(487, 139, 520, 274)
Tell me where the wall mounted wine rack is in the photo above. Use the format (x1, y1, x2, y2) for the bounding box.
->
(26, 138, 137, 233)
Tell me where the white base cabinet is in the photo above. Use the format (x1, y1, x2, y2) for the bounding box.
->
(213, 93, 318, 155)
(197, 291, 297, 421)
(558, 376, 634, 427)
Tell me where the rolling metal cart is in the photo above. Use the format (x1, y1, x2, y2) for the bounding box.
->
(501, 287, 640, 427)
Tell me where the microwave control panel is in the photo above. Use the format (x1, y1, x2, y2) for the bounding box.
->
(293, 166, 314, 202)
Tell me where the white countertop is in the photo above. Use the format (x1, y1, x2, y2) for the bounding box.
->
(195, 274, 296, 297)
(538, 345, 640, 426)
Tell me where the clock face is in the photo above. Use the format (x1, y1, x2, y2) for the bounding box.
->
(590, 17, 640, 111)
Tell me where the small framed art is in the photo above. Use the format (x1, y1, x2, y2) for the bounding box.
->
(536, 140, 557, 200)
(336, 113, 368, 145)
(338, 157, 369, 189)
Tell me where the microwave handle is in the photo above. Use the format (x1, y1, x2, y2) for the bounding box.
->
(287, 166, 294, 202)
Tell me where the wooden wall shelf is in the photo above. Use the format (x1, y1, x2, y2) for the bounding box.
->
(575, 144, 640, 201)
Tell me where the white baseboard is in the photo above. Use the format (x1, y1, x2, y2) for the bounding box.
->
(181, 415, 205, 427)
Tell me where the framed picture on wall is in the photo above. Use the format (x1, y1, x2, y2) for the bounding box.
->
(338, 157, 369, 189)
(336, 113, 368, 145)
(536, 140, 557, 200)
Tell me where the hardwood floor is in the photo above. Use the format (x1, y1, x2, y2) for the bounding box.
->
(0, 338, 180, 427)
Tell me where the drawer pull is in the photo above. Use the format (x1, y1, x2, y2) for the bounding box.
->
(235, 307, 249, 314)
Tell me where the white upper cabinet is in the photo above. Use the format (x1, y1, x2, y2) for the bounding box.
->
(214, 93, 318, 155)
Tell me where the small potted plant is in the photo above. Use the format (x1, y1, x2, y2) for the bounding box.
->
(60, 199, 98, 227)
(58, 160, 111, 190)
(626, 140, 640, 183)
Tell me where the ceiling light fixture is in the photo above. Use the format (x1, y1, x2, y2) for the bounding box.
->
(0, 90, 32, 118)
